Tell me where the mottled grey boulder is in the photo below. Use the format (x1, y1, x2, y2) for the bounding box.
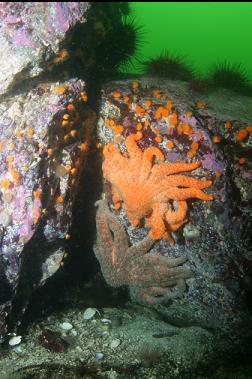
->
(0, 77, 94, 340)
(95, 77, 252, 346)
(0, 2, 92, 341)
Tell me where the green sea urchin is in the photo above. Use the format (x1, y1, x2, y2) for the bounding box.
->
(99, 18, 144, 73)
(209, 61, 252, 95)
(143, 51, 195, 81)
(64, 3, 143, 79)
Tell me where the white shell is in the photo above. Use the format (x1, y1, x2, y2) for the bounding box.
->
(13, 345, 23, 355)
(110, 339, 121, 349)
(101, 318, 112, 324)
(0, 209, 12, 226)
(95, 352, 104, 360)
(59, 322, 73, 331)
(83, 308, 99, 320)
(9, 335, 22, 346)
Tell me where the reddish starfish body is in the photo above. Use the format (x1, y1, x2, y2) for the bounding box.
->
(94, 199, 192, 304)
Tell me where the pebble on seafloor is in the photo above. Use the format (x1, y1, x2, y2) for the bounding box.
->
(83, 308, 100, 320)
(59, 322, 73, 331)
(96, 352, 104, 360)
(8, 335, 22, 347)
(110, 339, 121, 349)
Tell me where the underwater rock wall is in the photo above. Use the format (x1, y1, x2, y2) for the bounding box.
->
(0, 3, 251, 375)
(0, 2, 92, 341)
(0, 2, 90, 95)
(96, 78, 252, 345)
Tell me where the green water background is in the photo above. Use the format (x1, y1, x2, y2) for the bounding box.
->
(126, 2, 252, 80)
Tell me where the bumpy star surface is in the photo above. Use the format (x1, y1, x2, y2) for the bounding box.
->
(103, 132, 213, 243)
(94, 199, 192, 304)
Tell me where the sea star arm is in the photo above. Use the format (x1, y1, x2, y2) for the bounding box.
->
(94, 199, 193, 303)
(111, 186, 122, 209)
(168, 219, 187, 232)
(156, 186, 213, 202)
(94, 199, 155, 287)
(125, 132, 143, 176)
(139, 146, 164, 182)
(125, 132, 142, 156)
(130, 276, 191, 305)
(100, 199, 155, 261)
(146, 277, 187, 303)
(163, 175, 212, 190)
(97, 199, 129, 252)
(124, 209, 141, 227)
(127, 253, 192, 288)
(94, 199, 130, 286)
(150, 161, 201, 182)
(103, 143, 118, 157)
(144, 202, 187, 242)
(94, 199, 115, 253)
(165, 200, 188, 225)
(127, 235, 155, 257)
(145, 202, 169, 240)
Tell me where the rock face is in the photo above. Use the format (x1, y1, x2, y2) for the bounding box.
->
(0, 78, 94, 341)
(0, 2, 91, 341)
(0, 2, 90, 95)
(95, 77, 252, 356)
(0, 3, 252, 375)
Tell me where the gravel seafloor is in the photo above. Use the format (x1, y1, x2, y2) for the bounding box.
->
(0, 296, 251, 379)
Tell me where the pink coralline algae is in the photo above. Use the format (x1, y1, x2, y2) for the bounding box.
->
(47, 2, 87, 33)
(180, 114, 198, 128)
(0, 2, 90, 95)
(201, 152, 225, 174)
(242, 171, 252, 180)
(12, 28, 37, 48)
(5, 15, 23, 25)
(0, 76, 91, 341)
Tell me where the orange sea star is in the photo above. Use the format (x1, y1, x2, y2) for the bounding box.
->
(103, 132, 213, 243)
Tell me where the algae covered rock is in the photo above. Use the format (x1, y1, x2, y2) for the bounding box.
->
(0, 77, 94, 341)
(96, 77, 252, 338)
(0, 2, 93, 342)
(0, 2, 90, 95)
(0, 0, 142, 343)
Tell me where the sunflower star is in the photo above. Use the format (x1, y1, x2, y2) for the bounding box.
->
(94, 199, 192, 304)
(103, 132, 213, 243)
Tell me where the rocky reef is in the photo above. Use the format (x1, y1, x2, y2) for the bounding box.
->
(0, 2, 93, 342)
(95, 77, 252, 372)
(0, 2, 252, 378)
